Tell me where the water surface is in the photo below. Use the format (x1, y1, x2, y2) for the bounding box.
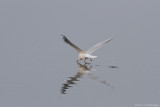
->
(1, 0, 160, 107)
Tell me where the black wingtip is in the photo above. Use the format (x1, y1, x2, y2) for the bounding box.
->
(61, 35, 69, 42)
(61, 35, 67, 39)
(61, 35, 65, 39)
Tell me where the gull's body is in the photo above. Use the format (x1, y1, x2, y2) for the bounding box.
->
(61, 35, 112, 64)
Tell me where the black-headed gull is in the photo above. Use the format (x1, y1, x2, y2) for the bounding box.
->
(61, 35, 113, 64)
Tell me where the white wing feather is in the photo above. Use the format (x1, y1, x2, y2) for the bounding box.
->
(61, 35, 84, 53)
(85, 37, 113, 54)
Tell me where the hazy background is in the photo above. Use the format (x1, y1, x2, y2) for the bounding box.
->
(1, 0, 160, 107)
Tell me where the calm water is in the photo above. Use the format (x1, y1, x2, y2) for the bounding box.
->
(1, 0, 160, 107)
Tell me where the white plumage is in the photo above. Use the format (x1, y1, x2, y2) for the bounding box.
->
(61, 35, 113, 64)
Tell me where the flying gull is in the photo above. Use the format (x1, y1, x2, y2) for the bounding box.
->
(61, 35, 113, 64)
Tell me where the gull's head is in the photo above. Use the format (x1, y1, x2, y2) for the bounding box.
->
(77, 57, 82, 61)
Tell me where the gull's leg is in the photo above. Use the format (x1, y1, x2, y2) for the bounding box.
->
(84, 60, 86, 65)
(90, 58, 92, 61)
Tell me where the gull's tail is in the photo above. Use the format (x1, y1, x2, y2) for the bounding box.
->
(83, 54, 97, 59)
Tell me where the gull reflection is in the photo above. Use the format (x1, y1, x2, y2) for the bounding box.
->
(61, 63, 112, 94)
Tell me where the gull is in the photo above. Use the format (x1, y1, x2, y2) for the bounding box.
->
(61, 35, 113, 64)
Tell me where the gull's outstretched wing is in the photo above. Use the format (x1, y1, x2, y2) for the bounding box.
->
(85, 37, 113, 54)
(61, 35, 84, 53)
